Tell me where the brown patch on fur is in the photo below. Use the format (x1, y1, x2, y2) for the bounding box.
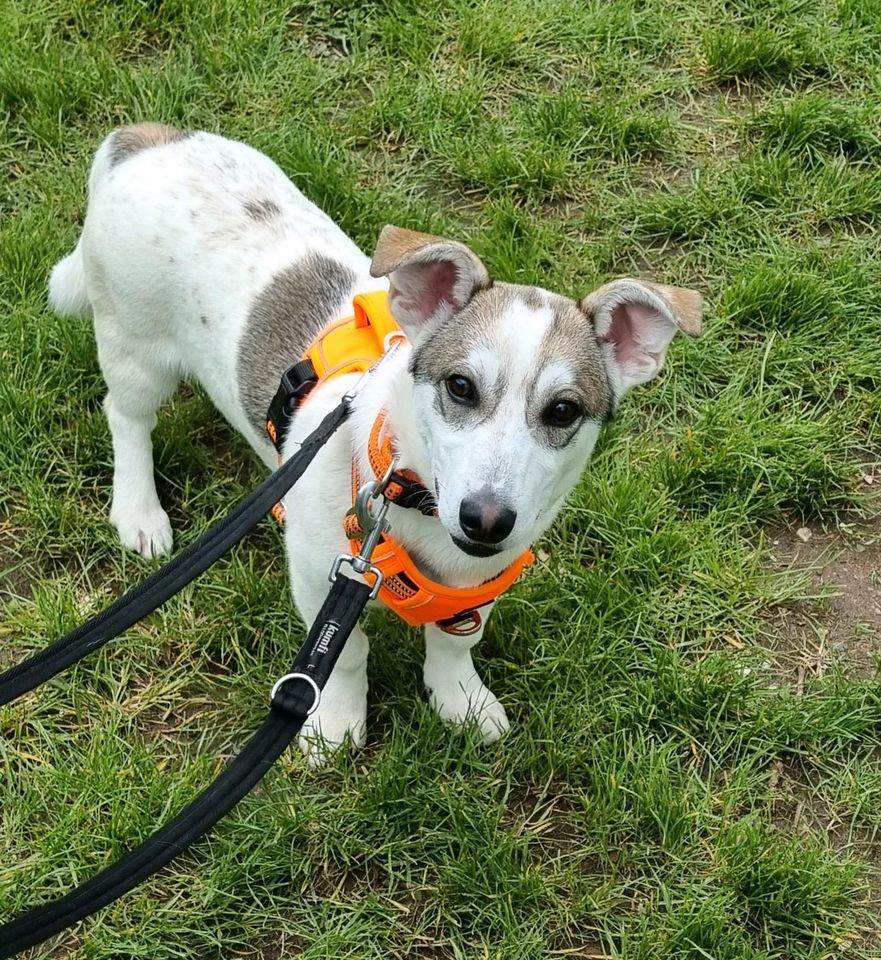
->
(645, 282, 704, 336)
(537, 294, 613, 423)
(109, 123, 190, 168)
(409, 283, 513, 386)
(370, 225, 489, 289)
(237, 254, 356, 435)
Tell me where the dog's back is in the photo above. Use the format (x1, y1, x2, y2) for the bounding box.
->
(50, 124, 374, 451)
(47, 125, 383, 558)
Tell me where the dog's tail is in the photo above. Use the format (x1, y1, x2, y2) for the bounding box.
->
(48, 133, 118, 317)
(48, 242, 90, 317)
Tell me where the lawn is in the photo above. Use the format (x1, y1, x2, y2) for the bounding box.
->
(2, 0, 881, 957)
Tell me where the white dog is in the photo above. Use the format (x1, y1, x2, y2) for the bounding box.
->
(49, 123, 702, 760)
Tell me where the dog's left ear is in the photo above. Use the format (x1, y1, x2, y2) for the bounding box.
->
(581, 278, 703, 397)
(370, 225, 490, 341)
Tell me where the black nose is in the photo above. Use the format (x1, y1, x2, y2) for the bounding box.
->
(459, 492, 517, 545)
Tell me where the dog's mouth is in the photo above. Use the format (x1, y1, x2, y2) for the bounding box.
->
(450, 535, 502, 558)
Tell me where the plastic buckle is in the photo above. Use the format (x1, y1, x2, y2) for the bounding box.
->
(266, 360, 318, 450)
(388, 472, 435, 514)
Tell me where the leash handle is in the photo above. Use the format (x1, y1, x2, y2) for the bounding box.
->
(0, 575, 372, 958)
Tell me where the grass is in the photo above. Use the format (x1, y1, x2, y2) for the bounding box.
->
(1, 0, 881, 957)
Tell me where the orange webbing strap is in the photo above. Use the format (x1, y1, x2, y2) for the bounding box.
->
(345, 440, 534, 629)
(269, 291, 405, 527)
(366, 414, 433, 512)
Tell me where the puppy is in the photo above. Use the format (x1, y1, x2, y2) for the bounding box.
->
(49, 124, 703, 760)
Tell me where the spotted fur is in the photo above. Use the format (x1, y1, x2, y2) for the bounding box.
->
(49, 129, 703, 764)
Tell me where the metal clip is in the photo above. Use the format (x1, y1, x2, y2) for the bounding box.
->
(341, 340, 402, 404)
(329, 458, 397, 600)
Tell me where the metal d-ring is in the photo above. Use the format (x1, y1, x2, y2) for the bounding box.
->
(270, 671, 321, 715)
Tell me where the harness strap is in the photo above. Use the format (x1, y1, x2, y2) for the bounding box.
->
(344, 413, 437, 542)
(0, 401, 351, 709)
(365, 412, 436, 516)
(0, 575, 371, 959)
(344, 452, 533, 630)
(266, 358, 319, 454)
(267, 376, 436, 522)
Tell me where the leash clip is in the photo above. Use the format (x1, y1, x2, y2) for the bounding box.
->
(329, 461, 396, 600)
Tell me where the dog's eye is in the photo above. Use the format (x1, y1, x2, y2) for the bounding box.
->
(446, 375, 477, 405)
(543, 399, 582, 428)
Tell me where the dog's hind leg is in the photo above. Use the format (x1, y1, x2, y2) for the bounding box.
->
(423, 610, 510, 744)
(93, 313, 180, 559)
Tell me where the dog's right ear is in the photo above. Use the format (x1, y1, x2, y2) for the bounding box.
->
(370, 225, 490, 341)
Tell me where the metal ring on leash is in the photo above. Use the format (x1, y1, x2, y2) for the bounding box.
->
(270, 672, 321, 715)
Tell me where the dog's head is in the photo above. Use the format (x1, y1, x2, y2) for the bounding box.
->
(371, 226, 703, 559)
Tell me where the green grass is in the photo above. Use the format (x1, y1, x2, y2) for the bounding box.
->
(2, 0, 881, 957)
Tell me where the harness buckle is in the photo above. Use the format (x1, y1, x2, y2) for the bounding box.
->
(386, 471, 436, 515)
(266, 360, 319, 452)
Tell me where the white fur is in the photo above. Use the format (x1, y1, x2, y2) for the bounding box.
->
(49, 244, 90, 316)
(50, 129, 691, 762)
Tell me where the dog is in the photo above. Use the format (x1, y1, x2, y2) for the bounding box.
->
(49, 123, 703, 761)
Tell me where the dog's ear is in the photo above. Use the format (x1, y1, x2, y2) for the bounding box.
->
(581, 278, 703, 397)
(370, 225, 490, 340)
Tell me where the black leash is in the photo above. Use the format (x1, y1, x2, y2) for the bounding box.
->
(0, 367, 404, 955)
(0, 400, 350, 707)
(0, 574, 372, 958)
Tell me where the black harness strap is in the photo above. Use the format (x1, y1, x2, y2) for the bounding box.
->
(0, 401, 351, 708)
(266, 359, 318, 452)
(386, 471, 437, 516)
(0, 575, 372, 959)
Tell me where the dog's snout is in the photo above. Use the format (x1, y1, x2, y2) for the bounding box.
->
(458, 490, 516, 545)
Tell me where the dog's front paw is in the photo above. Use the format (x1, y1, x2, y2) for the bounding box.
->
(427, 676, 510, 744)
(298, 693, 367, 768)
(110, 503, 173, 559)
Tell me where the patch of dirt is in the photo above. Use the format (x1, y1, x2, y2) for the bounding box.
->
(767, 756, 881, 948)
(0, 517, 37, 605)
(763, 510, 881, 682)
(761, 506, 881, 949)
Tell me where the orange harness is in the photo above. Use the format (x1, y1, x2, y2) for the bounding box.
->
(266, 290, 533, 634)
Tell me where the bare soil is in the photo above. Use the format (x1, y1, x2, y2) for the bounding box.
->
(764, 511, 881, 682)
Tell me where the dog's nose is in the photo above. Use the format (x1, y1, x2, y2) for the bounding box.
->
(459, 491, 516, 545)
